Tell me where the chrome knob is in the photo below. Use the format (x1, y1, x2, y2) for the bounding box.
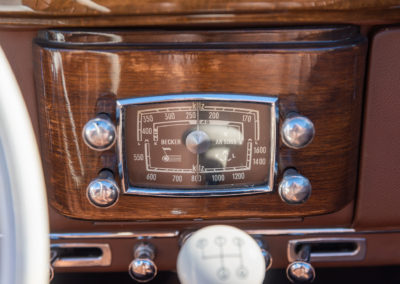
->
(255, 238, 273, 271)
(287, 261, 315, 283)
(49, 249, 58, 282)
(185, 130, 211, 154)
(261, 248, 273, 271)
(87, 170, 119, 208)
(82, 115, 116, 150)
(281, 114, 315, 149)
(129, 243, 157, 283)
(279, 169, 311, 204)
(49, 264, 54, 282)
(177, 225, 266, 284)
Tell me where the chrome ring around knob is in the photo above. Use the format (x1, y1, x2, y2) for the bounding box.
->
(281, 115, 315, 149)
(86, 171, 119, 208)
(261, 248, 273, 271)
(49, 249, 58, 282)
(82, 115, 116, 151)
(279, 170, 311, 204)
(49, 265, 54, 282)
(254, 238, 273, 272)
(286, 261, 315, 283)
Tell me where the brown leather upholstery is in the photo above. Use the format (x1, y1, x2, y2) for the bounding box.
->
(355, 27, 400, 229)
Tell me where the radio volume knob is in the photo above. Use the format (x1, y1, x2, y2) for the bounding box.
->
(87, 170, 119, 208)
(281, 114, 314, 149)
(82, 115, 116, 151)
(279, 169, 311, 204)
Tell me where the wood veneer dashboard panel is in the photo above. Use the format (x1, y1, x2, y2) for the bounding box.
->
(1, 1, 400, 27)
(34, 27, 366, 221)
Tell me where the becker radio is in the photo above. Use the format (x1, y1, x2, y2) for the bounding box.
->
(34, 27, 366, 220)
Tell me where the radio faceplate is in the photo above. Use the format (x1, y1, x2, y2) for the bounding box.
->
(34, 27, 366, 221)
(117, 94, 277, 196)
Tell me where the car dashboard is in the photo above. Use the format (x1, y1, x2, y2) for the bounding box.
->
(0, 1, 400, 283)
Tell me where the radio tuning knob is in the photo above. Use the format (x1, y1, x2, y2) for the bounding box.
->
(281, 114, 315, 149)
(87, 170, 119, 208)
(82, 114, 116, 151)
(185, 130, 211, 154)
(279, 169, 311, 204)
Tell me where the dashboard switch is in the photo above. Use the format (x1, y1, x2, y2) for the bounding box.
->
(82, 114, 116, 150)
(286, 244, 315, 283)
(86, 170, 119, 208)
(282, 114, 315, 149)
(287, 261, 315, 283)
(279, 169, 311, 204)
(129, 243, 157, 283)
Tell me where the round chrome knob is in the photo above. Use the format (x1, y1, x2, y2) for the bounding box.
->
(281, 115, 315, 149)
(86, 171, 119, 208)
(129, 243, 157, 283)
(82, 115, 116, 150)
(185, 130, 211, 154)
(261, 248, 273, 271)
(49, 249, 58, 282)
(287, 261, 315, 283)
(49, 265, 54, 282)
(279, 170, 311, 204)
(129, 258, 157, 283)
(177, 225, 266, 284)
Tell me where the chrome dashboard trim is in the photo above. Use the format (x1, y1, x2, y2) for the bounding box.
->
(51, 243, 111, 267)
(287, 237, 366, 262)
(49, 228, 400, 240)
(246, 228, 356, 236)
(116, 93, 278, 197)
(50, 228, 358, 240)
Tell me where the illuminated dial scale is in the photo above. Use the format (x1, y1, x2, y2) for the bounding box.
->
(118, 95, 277, 196)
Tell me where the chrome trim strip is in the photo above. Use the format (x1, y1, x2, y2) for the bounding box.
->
(50, 231, 179, 240)
(51, 243, 111, 267)
(246, 228, 356, 236)
(116, 93, 278, 197)
(287, 237, 366, 262)
(50, 228, 400, 240)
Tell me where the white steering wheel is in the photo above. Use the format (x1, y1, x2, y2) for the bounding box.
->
(0, 47, 49, 284)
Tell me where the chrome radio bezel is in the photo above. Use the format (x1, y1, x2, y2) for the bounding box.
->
(116, 94, 278, 197)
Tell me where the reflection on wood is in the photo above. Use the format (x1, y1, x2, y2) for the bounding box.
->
(20, 0, 400, 15)
(0, 0, 396, 26)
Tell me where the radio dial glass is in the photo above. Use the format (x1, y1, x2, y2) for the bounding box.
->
(118, 95, 277, 196)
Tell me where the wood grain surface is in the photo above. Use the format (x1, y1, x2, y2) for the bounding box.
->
(34, 27, 366, 221)
(0, 0, 399, 27)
